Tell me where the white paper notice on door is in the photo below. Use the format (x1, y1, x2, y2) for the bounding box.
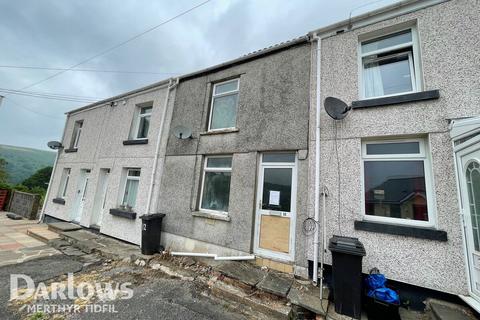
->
(269, 191, 280, 206)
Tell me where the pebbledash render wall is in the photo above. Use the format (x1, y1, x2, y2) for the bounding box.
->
(157, 40, 311, 272)
(44, 82, 175, 245)
(307, 0, 480, 295)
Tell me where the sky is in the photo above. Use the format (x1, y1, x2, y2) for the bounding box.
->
(0, 0, 401, 150)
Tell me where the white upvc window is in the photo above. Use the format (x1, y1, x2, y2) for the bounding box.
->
(57, 168, 71, 198)
(71, 120, 83, 148)
(359, 27, 422, 99)
(361, 138, 435, 227)
(131, 104, 152, 140)
(121, 169, 141, 210)
(199, 156, 233, 215)
(208, 79, 239, 131)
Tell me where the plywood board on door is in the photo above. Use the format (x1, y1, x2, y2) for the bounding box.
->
(259, 215, 290, 253)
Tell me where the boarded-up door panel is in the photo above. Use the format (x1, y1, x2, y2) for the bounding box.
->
(259, 215, 290, 253)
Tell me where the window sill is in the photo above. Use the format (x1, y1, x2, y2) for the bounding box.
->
(192, 211, 231, 222)
(354, 220, 447, 241)
(123, 139, 148, 145)
(200, 128, 239, 136)
(64, 148, 78, 153)
(109, 208, 137, 220)
(351, 90, 440, 109)
(52, 198, 65, 205)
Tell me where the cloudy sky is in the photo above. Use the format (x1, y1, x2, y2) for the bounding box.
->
(0, 0, 400, 150)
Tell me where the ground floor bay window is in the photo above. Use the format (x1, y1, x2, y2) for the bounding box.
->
(362, 138, 435, 226)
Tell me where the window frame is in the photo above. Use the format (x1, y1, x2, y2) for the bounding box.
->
(358, 25, 423, 100)
(131, 104, 153, 140)
(361, 138, 436, 227)
(207, 79, 240, 132)
(198, 155, 233, 215)
(57, 168, 71, 199)
(71, 120, 83, 149)
(121, 168, 141, 209)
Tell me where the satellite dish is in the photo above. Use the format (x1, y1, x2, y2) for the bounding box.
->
(47, 141, 63, 150)
(324, 97, 351, 120)
(172, 126, 192, 140)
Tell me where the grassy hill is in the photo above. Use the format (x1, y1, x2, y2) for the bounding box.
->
(0, 144, 55, 185)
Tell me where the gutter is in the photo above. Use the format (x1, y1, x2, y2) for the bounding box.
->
(308, 0, 448, 39)
(38, 114, 70, 223)
(66, 79, 171, 115)
(145, 78, 179, 216)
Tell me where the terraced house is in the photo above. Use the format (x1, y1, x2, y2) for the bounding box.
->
(43, 80, 177, 244)
(42, 0, 480, 312)
(307, 0, 480, 311)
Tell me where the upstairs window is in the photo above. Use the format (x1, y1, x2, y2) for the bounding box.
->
(360, 27, 421, 99)
(121, 169, 140, 210)
(200, 156, 232, 214)
(57, 168, 71, 198)
(130, 104, 152, 140)
(71, 120, 83, 149)
(362, 138, 435, 227)
(208, 79, 239, 131)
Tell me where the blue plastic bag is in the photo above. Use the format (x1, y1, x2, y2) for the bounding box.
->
(365, 273, 386, 290)
(368, 287, 400, 305)
(365, 273, 400, 304)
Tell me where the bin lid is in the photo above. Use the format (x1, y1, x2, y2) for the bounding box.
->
(139, 213, 166, 220)
(328, 235, 366, 256)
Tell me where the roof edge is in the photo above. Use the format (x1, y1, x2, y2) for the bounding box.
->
(66, 78, 171, 115)
(309, 0, 449, 38)
(65, 35, 309, 115)
(178, 35, 309, 81)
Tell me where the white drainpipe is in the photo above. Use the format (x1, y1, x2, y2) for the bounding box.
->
(38, 114, 70, 223)
(312, 33, 322, 287)
(145, 78, 179, 215)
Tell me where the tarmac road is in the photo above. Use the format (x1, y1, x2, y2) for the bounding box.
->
(0, 255, 248, 320)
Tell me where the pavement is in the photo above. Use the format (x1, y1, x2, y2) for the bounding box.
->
(0, 212, 60, 267)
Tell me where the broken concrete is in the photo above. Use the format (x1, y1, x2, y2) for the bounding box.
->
(59, 246, 86, 257)
(257, 272, 293, 297)
(427, 299, 477, 320)
(287, 287, 326, 316)
(216, 261, 266, 286)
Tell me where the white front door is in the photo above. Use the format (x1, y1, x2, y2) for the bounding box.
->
(72, 169, 90, 223)
(457, 140, 480, 299)
(254, 153, 297, 261)
(91, 168, 109, 227)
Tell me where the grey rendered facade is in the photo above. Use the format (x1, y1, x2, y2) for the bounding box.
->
(307, 0, 479, 300)
(44, 81, 176, 245)
(158, 40, 311, 273)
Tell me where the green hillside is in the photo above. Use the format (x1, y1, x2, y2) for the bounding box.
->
(0, 144, 55, 185)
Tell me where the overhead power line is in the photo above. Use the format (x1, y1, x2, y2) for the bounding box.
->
(0, 88, 102, 103)
(2, 97, 64, 119)
(14, 0, 212, 93)
(0, 65, 181, 75)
